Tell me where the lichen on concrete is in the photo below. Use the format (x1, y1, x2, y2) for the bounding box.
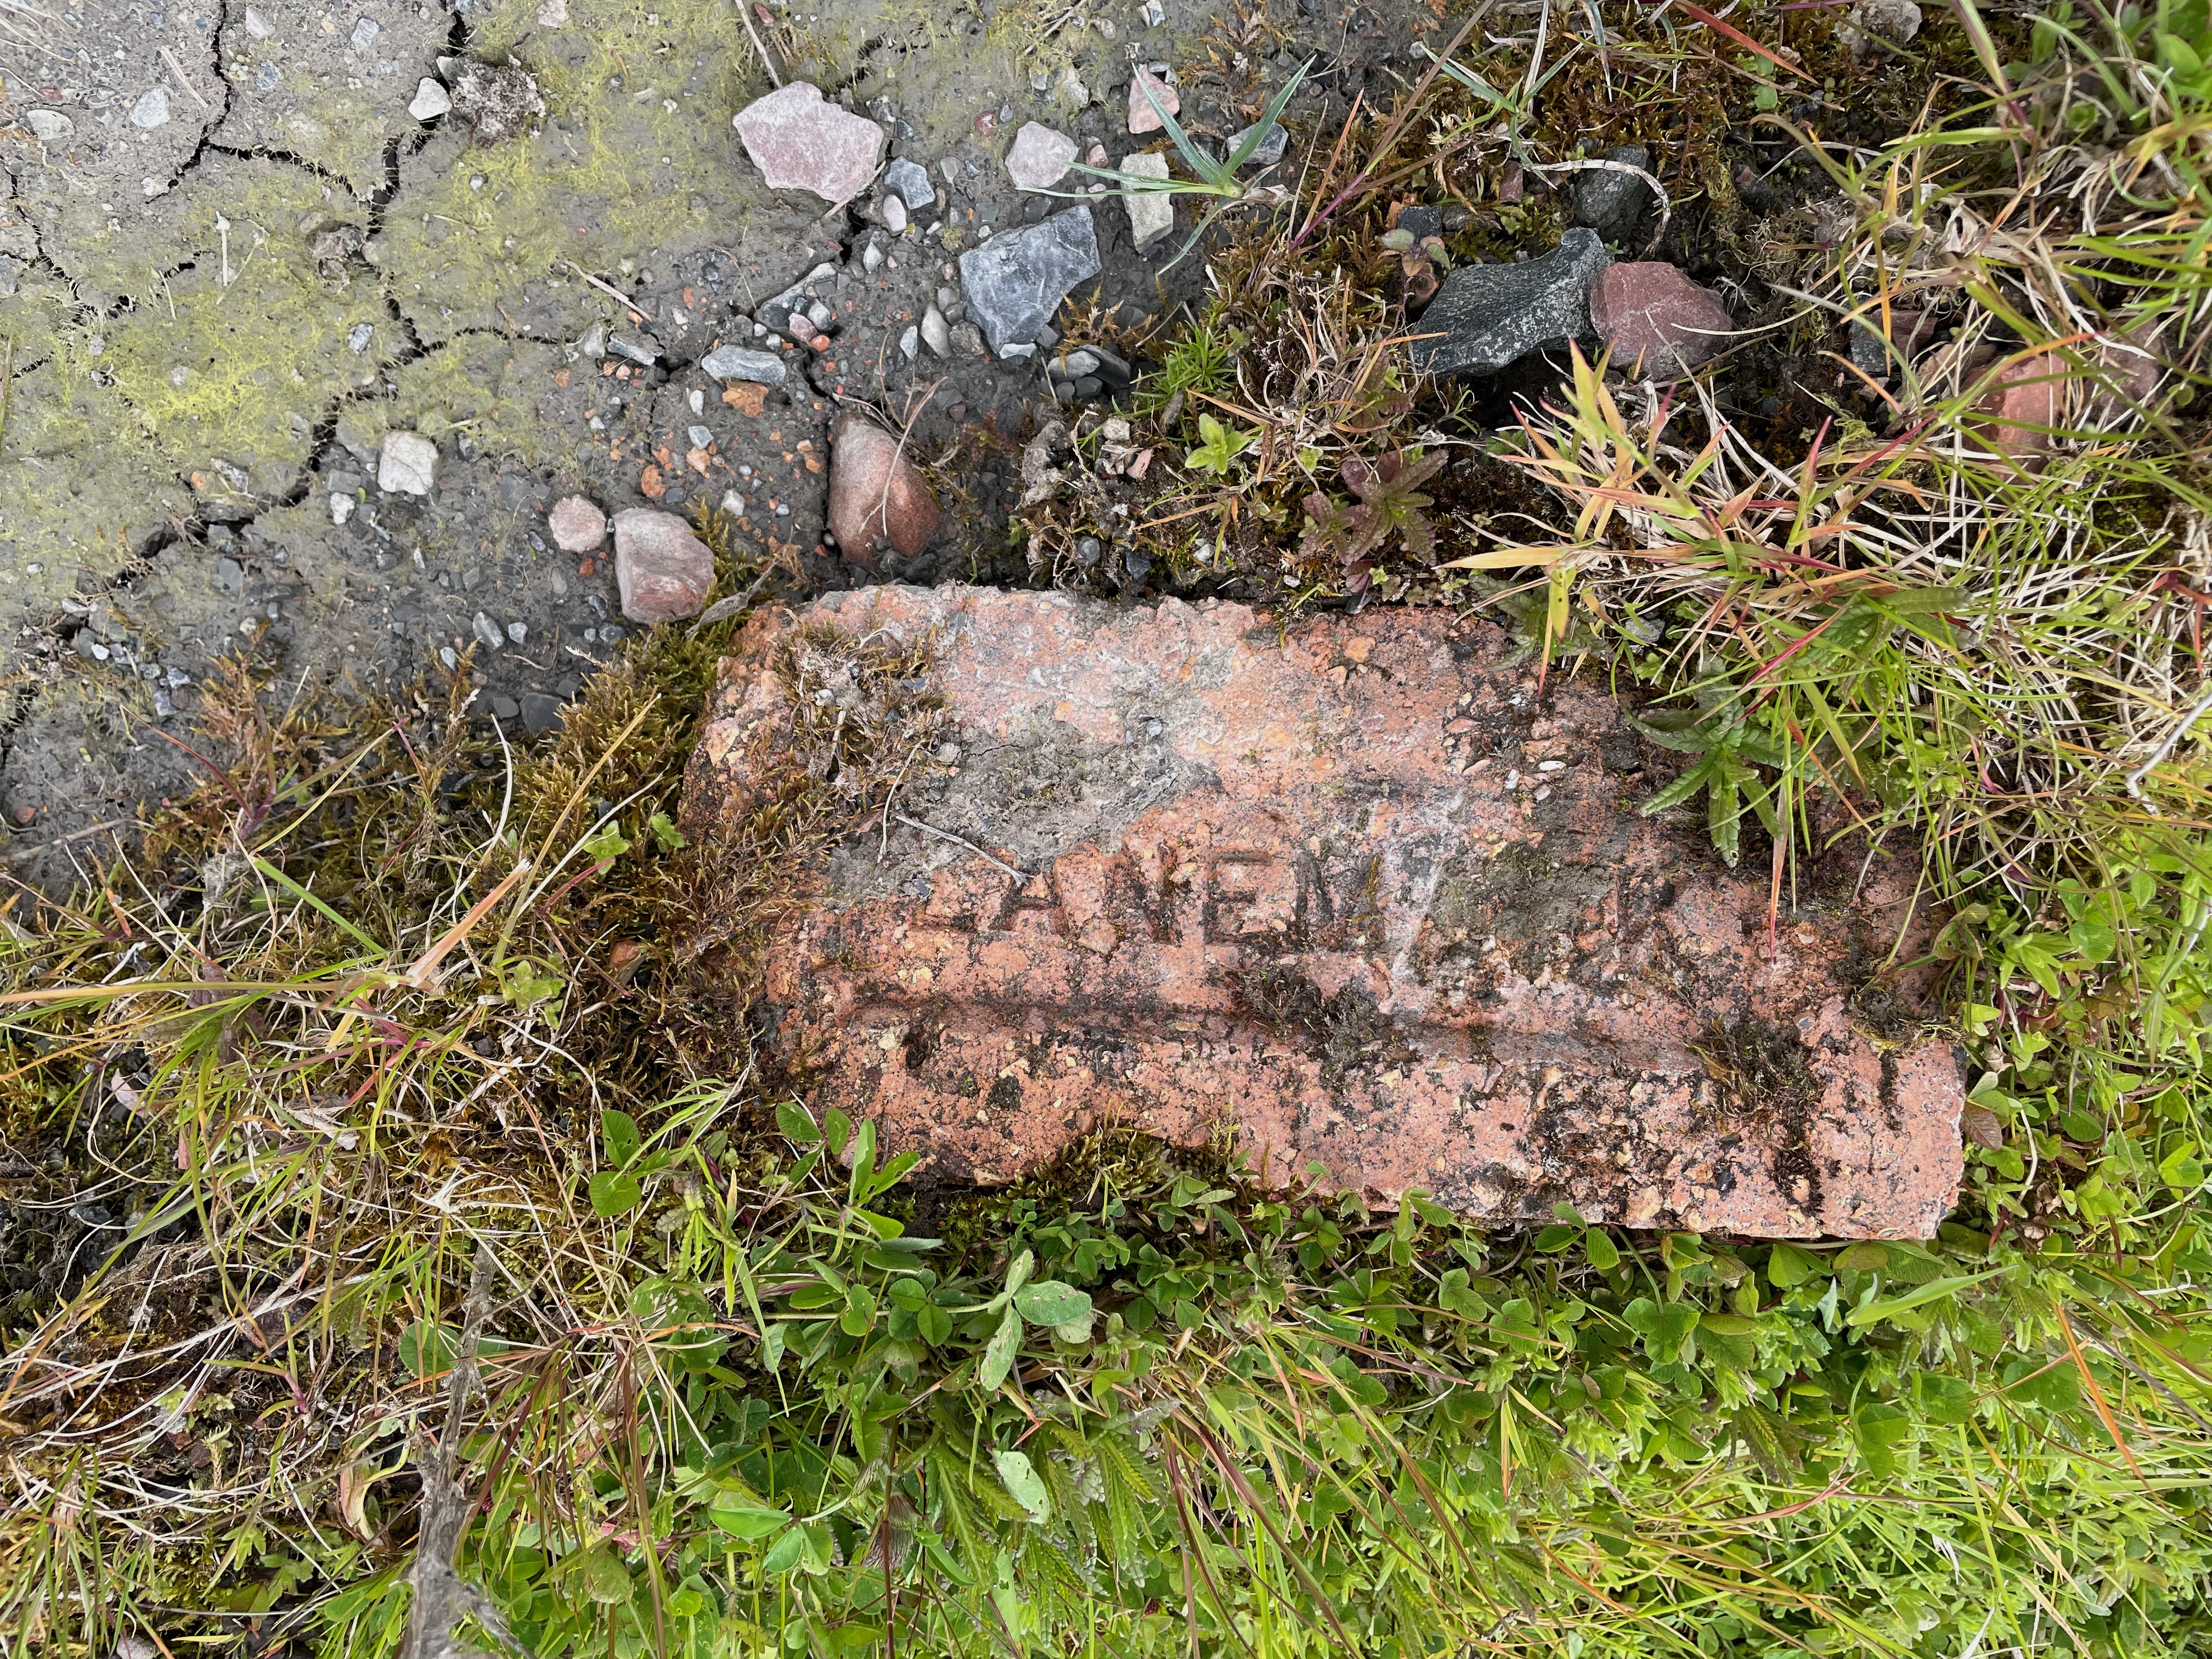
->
(377, 0, 811, 349)
(93, 157, 391, 509)
(208, 0, 449, 198)
(0, 273, 182, 631)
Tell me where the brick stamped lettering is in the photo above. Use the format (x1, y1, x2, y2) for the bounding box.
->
(683, 586, 1964, 1238)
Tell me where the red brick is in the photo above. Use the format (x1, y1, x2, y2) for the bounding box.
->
(683, 588, 1963, 1237)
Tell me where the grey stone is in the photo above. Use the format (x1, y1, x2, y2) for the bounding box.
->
(27, 109, 74, 142)
(1089, 345, 1132, 385)
(580, 323, 607, 359)
(759, 262, 838, 320)
(701, 342, 787, 385)
(410, 78, 452, 120)
(492, 695, 521, 720)
(957, 206, 1102, 353)
(348, 15, 379, 49)
(1059, 348, 1101, 376)
(1396, 204, 1443, 240)
(1572, 146, 1653, 248)
(473, 612, 505, 653)
(885, 157, 936, 211)
(377, 430, 439, 495)
(1120, 151, 1173, 251)
(921, 304, 951, 357)
(1225, 120, 1288, 167)
(243, 5, 274, 35)
(507, 621, 528, 644)
(520, 692, 565, 733)
(899, 325, 919, 360)
(127, 87, 170, 129)
(882, 193, 908, 234)
(1850, 317, 1889, 378)
(348, 323, 374, 353)
(1410, 228, 1612, 377)
(608, 331, 660, 365)
(1072, 375, 1103, 399)
(863, 240, 885, 273)
(689, 424, 714, 448)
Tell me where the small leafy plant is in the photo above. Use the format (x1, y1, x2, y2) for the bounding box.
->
(1183, 412, 1256, 476)
(1297, 446, 1443, 596)
(2152, 0, 2212, 103)
(1380, 218, 1454, 304)
(1633, 684, 1788, 868)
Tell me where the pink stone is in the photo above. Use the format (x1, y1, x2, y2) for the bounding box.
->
(1005, 121, 1078, 191)
(1590, 262, 1733, 379)
(827, 416, 941, 571)
(681, 586, 1966, 1237)
(732, 82, 886, 205)
(1128, 67, 1179, 135)
(612, 509, 714, 623)
(547, 494, 606, 554)
(1975, 354, 2064, 454)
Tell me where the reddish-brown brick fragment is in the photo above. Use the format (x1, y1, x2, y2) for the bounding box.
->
(682, 586, 1964, 1238)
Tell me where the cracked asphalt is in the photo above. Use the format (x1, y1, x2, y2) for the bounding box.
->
(1, 0, 1431, 892)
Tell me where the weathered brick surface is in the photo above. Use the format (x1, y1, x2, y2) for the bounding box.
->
(684, 586, 1963, 1238)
